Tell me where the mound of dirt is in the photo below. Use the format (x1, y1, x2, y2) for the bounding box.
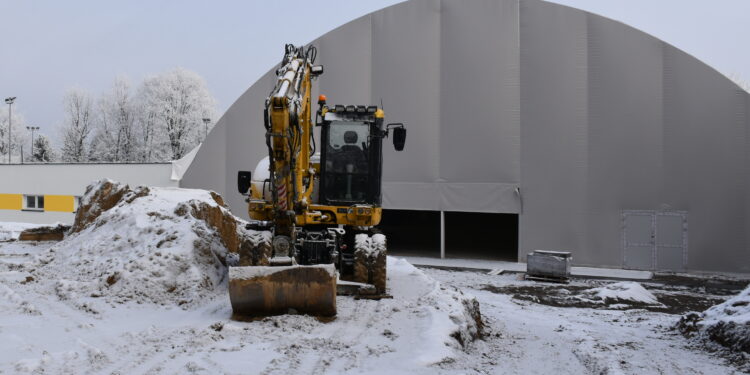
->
(484, 281, 666, 312)
(678, 283, 750, 366)
(18, 224, 69, 242)
(71, 179, 139, 233)
(32, 179, 262, 308)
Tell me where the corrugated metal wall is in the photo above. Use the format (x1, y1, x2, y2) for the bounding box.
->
(182, 0, 750, 273)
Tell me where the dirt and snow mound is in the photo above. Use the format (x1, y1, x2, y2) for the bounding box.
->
(31, 179, 255, 308)
(387, 258, 482, 362)
(18, 224, 69, 242)
(678, 283, 750, 365)
(586, 281, 661, 305)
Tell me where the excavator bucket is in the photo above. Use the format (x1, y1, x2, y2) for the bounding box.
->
(228, 264, 337, 317)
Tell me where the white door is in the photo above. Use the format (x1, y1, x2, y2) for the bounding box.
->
(623, 211, 655, 270)
(622, 210, 687, 271)
(655, 212, 687, 271)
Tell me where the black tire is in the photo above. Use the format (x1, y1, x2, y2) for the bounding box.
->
(238, 233, 272, 266)
(353, 235, 370, 285)
(369, 231, 387, 293)
(371, 249, 387, 293)
(351, 231, 388, 293)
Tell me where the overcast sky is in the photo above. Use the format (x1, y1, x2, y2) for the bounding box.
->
(1, 0, 749, 139)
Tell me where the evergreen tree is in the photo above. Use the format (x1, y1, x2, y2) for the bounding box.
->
(31, 134, 55, 162)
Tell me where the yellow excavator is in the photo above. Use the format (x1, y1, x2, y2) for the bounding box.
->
(229, 44, 406, 317)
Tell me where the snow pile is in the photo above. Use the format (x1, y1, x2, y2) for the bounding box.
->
(355, 233, 386, 256)
(678, 283, 750, 360)
(587, 281, 661, 305)
(31, 180, 253, 308)
(387, 257, 482, 364)
(0, 284, 41, 315)
(703, 286, 750, 327)
(229, 264, 336, 279)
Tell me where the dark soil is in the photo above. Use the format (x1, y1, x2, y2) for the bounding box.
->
(414, 263, 748, 315)
(652, 274, 748, 295)
(482, 282, 730, 315)
(18, 225, 70, 242)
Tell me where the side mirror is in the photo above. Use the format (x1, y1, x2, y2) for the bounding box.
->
(389, 124, 406, 151)
(237, 171, 252, 195)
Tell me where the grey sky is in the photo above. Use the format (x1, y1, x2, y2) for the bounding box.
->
(2, 0, 749, 139)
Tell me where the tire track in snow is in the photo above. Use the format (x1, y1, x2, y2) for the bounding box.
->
(0, 243, 128, 374)
(309, 298, 377, 373)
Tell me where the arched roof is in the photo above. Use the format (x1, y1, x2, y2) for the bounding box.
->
(183, 0, 750, 272)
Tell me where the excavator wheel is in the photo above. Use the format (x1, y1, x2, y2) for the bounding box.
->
(353, 245, 370, 285)
(370, 233, 387, 293)
(352, 231, 387, 294)
(238, 233, 272, 266)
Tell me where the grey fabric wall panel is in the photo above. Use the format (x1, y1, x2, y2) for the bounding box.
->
(662, 46, 748, 272)
(181, 111, 227, 198)
(382, 182, 440, 210)
(316, 15, 372, 107)
(440, 182, 519, 213)
(371, 0, 441, 185)
(519, 0, 589, 262)
(747, 94, 750, 272)
(439, 0, 519, 184)
(370, 0, 443, 209)
(584, 14, 664, 267)
(223, 69, 278, 216)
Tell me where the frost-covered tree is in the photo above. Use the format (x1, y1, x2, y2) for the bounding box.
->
(137, 67, 216, 161)
(55, 68, 216, 162)
(0, 109, 28, 163)
(59, 88, 95, 162)
(31, 134, 55, 162)
(91, 77, 138, 162)
(136, 109, 160, 162)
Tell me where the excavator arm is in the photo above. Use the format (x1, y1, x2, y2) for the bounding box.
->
(263, 45, 319, 252)
(229, 45, 336, 317)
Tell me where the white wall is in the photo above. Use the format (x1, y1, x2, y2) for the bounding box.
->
(0, 163, 177, 225)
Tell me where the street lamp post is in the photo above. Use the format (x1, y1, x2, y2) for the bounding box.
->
(5, 97, 16, 164)
(26, 126, 39, 161)
(202, 118, 211, 141)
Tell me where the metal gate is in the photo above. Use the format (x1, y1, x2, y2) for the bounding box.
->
(622, 210, 687, 271)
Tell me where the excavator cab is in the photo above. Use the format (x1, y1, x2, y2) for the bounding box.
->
(318, 103, 406, 207)
(321, 118, 381, 205)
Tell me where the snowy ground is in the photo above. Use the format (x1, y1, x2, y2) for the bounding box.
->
(0, 238, 479, 375)
(0, 222, 39, 242)
(423, 266, 747, 374)
(1, 232, 747, 374)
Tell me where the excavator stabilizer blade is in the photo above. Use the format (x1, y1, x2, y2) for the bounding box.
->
(228, 264, 337, 317)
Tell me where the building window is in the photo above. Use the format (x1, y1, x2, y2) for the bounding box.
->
(24, 195, 44, 211)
